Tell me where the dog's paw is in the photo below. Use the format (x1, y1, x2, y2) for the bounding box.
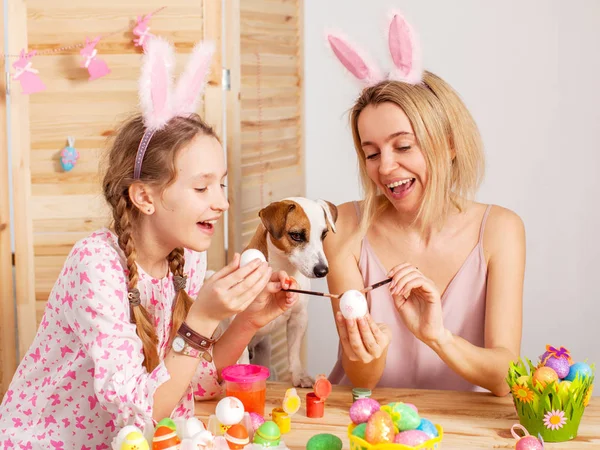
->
(291, 371, 314, 388)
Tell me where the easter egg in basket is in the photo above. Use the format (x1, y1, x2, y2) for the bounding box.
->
(365, 411, 395, 445)
(394, 430, 430, 446)
(532, 366, 558, 389)
(382, 402, 421, 431)
(349, 397, 381, 424)
(564, 362, 593, 382)
(416, 418, 438, 439)
(542, 356, 570, 379)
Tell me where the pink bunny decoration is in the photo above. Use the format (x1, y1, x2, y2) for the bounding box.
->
(327, 11, 423, 87)
(12, 49, 46, 94)
(133, 14, 153, 49)
(133, 37, 215, 179)
(80, 36, 111, 81)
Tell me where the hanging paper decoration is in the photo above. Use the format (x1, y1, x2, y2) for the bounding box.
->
(3, 7, 165, 95)
(133, 14, 154, 50)
(12, 49, 46, 95)
(80, 36, 111, 81)
(60, 137, 79, 171)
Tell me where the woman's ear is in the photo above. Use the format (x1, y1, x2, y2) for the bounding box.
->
(128, 182, 156, 215)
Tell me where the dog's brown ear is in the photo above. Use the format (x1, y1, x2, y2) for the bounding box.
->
(317, 199, 338, 233)
(259, 201, 296, 240)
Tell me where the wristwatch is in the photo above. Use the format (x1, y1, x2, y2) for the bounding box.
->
(171, 322, 217, 362)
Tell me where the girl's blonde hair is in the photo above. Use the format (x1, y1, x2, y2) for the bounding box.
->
(350, 71, 485, 235)
(102, 113, 218, 371)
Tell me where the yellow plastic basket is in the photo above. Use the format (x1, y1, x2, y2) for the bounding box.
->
(347, 424, 443, 450)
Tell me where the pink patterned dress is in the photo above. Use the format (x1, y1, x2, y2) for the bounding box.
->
(0, 229, 222, 449)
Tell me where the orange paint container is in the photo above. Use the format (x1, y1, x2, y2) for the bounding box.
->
(222, 364, 270, 416)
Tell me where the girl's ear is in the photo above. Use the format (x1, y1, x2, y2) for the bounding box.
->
(128, 183, 156, 215)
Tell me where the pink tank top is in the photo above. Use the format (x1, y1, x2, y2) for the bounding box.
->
(329, 203, 491, 391)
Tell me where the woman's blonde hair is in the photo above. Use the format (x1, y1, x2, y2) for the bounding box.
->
(350, 71, 484, 235)
(102, 113, 218, 371)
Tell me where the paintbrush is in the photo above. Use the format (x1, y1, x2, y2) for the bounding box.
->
(283, 277, 393, 299)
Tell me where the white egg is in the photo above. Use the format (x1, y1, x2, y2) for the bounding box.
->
(339, 290, 368, 319)
(215, 396, 245, 426)
(239, 248, 267, 267)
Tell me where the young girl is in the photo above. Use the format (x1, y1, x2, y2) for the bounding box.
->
(325, 13, 525, 395)
(0, 38, 298, 448)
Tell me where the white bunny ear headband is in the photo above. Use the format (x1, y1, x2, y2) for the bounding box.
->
(326, 11, 423, 87)
(134, 36, 215, 179)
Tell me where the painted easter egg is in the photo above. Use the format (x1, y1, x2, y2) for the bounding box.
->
(364, 410, 395, 445)
(339, 290, 368, 319)
(249, 412, 265, 431)
(113, 425, 145, 450)
(156, 418, 177, 431)
(60, 146, 79, 171)
(253, 421, 281, 446)
(383, 402, 421, 431)
(515, 435, 544, 450)
(349, 397, 381, 424)
(152, 425, 181, 450)
(306, 433, 343, 450)
(216, 396, 245, 426)
(416, 418, 438, 439)
(351, 423, 367, 440)
(394, 430, 431, 446)
(224, 424, 249, 449)
(121, 431, 150, 450)
(565, 362, 593, 382)
(543, 356, 570, 379)
(532, 366, 558, 389)
(240, 249, 267, 267)
(404, 403, 418, 414)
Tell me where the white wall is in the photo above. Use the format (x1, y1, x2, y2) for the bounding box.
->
(304, 0, 600, 390)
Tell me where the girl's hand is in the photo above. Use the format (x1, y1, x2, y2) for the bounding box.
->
(238, 271, 299, 330)
(189, 253, 272, 326)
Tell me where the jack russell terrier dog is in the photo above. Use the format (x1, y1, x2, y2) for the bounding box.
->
(243, 197, 338, 387)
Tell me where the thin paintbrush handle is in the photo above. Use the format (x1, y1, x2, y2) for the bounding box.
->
(360, 277, 393, 294)
(283, 287, 339, 299)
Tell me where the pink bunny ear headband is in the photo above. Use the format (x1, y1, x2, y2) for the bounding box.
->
(326, 11, 423, 87)
(134, 36, 215, 179)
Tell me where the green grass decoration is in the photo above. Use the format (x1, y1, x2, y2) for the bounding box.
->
(506, 357, 595, 442)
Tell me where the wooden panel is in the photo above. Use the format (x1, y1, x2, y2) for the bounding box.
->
(229, 0, 304, 381)
(9, 0, 225, 361)
(0, 0, 17, 401)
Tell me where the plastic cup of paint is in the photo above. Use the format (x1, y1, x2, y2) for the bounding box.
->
(221, 364, 270, 416)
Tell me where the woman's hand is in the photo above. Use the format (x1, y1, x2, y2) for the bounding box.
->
(335, 312, 392, 364)
(188, 253, 272, 327)
(237, 271, 299, 330)
(388, 263, 450, 346)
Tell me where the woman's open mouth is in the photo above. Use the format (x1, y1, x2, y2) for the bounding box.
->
(385, 178, 416, 199)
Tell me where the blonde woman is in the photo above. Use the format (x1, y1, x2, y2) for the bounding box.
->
(325, 14, 525, 396)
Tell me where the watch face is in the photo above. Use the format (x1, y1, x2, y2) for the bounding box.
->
(173, 336, 185, 352)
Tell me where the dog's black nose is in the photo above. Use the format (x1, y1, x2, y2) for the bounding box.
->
(313, 264, 329, 278)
